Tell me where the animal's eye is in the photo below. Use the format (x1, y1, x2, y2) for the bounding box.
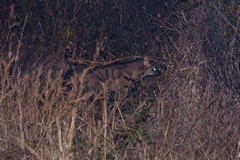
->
(153, 67, 157, 71)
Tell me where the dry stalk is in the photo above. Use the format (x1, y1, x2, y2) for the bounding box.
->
(67, 106, 77, 152)
(56, 116, 63, 155)
(15, 14, 28, 62)
(94, 40, 104, 61)
(238, 139, 240, 159)
(18, 100, 24, 151)
(102, 83, 108, 160)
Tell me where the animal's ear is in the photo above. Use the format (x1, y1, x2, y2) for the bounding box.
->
(143, 57, 151, 67)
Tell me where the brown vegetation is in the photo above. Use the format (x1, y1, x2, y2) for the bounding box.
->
(1, 1, 240, 159)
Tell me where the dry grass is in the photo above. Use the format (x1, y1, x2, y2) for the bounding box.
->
(1, 1, 240, 160)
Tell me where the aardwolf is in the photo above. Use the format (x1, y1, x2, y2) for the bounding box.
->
(64, 57, 166, 102)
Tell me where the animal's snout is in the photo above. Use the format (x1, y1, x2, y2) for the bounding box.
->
(152, 63, 167, 76)
(152, 67, 161, 76)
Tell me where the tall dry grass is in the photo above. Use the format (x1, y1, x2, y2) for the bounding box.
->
(0, 53, 77, 159)
(1, 2, 240, 160)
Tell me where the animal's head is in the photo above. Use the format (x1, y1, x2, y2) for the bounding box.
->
(127, 57, 166, 81)
(140, 57, 166, 79)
